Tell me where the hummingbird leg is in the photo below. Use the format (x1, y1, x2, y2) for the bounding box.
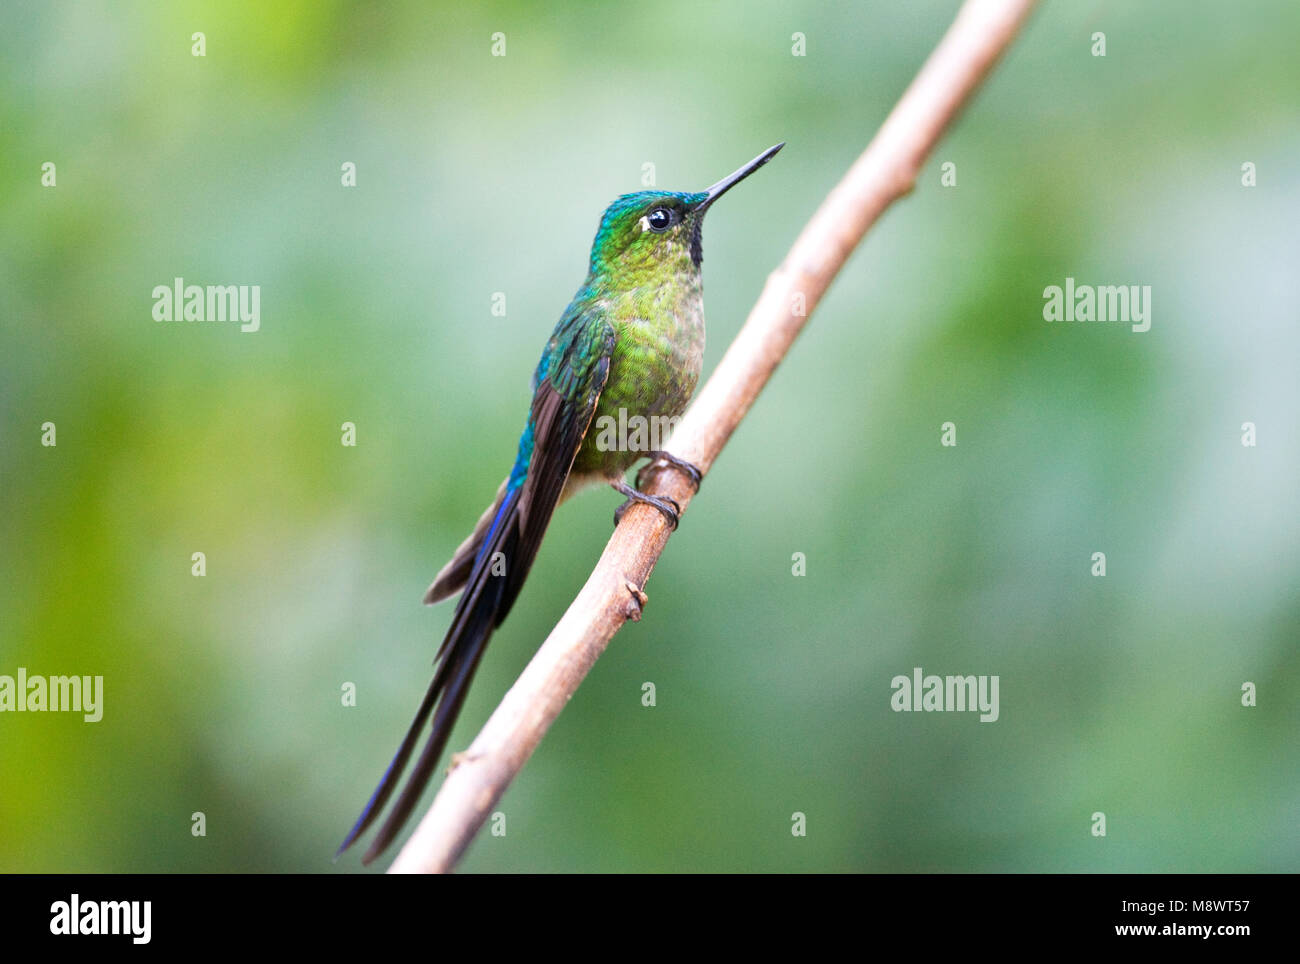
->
(635, 451, 703, 492)
(611, 480, 681, 530)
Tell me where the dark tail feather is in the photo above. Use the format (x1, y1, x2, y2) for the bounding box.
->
(423, 478, 509, 606)
(334, 646, 459, 858)
(360, 584, 498, 863)
(338, 484, 524, 863)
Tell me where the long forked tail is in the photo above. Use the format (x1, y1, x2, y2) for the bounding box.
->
(338, 481, 524, 864)
(340, 332, 612, 863)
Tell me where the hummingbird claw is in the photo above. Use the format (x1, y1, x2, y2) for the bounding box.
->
(635, 451, 703, 492)
(610, 480, 681, 529)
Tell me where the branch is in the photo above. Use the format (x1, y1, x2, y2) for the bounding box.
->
(389, 0, 1038, 874)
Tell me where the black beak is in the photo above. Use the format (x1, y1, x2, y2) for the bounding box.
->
(694, 142, 784, 213)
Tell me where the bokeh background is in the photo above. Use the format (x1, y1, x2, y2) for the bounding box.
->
(2, 0, 1296, 872)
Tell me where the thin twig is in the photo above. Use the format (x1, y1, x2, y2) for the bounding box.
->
(388, 0, 1038, 874)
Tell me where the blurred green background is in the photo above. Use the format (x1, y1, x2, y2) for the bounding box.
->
(2, 0, 1296, 873)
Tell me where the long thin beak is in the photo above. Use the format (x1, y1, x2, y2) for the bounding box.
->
(695, 142, 784, 213)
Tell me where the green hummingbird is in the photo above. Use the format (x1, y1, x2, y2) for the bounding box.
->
(339, 143, 784, 863)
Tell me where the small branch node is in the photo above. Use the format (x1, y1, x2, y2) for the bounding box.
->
(623, 579, 649, 621)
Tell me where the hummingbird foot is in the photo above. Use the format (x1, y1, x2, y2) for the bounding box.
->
(635, 451, 703, 492)
(611, 480, 681, 530)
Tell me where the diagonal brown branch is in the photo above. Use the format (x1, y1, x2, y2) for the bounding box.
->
(388, 0, 1039, 874)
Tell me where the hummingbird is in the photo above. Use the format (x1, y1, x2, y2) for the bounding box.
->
(339, 143, 784, 863)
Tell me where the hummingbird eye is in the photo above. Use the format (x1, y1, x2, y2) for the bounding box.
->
(645, 206, 674, 232)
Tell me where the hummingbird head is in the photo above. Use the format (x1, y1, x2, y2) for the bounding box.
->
(587, 143, 783, 278)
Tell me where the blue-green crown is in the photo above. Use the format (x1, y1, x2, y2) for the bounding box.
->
(589, 191, 709, 273)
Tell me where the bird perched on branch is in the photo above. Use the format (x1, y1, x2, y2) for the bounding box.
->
(339, 143, 784, 863)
